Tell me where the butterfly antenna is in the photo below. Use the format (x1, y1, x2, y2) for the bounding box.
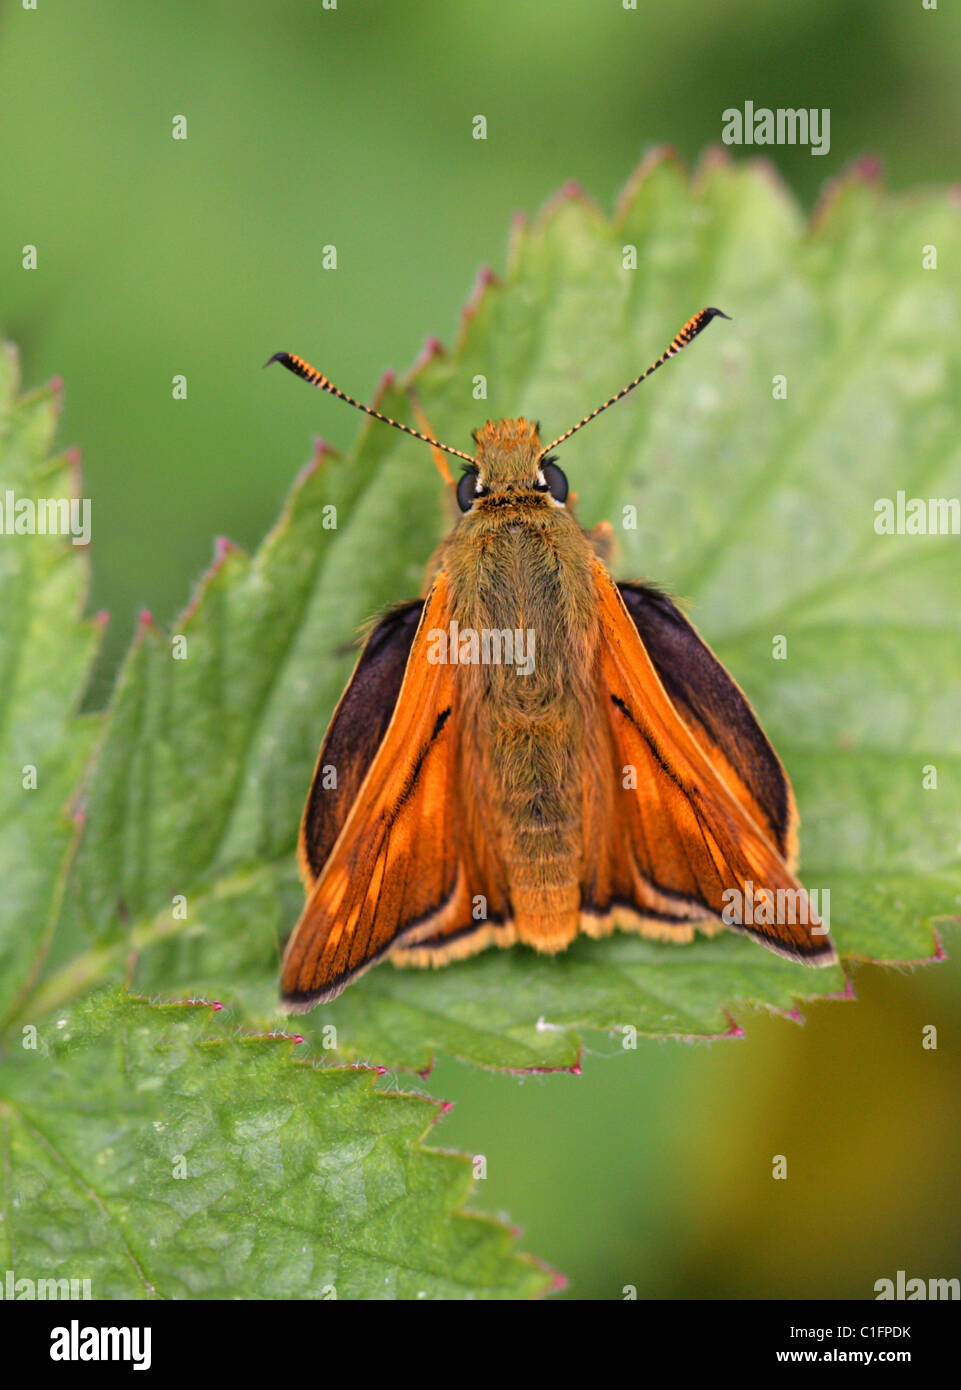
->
(539, 307, 731, 458)
(265, 352, 477, 464)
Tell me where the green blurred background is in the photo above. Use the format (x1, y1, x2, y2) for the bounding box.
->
(2, 0, 959, 1298)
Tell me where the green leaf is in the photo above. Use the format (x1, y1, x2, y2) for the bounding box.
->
(0, 347, 101, 1024)
(0, 990, 553, 1298)
(18, 153, 961, 1075)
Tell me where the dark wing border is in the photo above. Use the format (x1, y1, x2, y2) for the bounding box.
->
(299, 600, 424, 885)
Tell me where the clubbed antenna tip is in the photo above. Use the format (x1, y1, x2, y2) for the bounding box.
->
(539, 306, 731, 458)
(265, 351, 475, 463)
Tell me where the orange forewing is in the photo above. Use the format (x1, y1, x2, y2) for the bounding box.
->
(580, 564, 835, 964)
(297, 600, 424, 893)
(282, 573, 510, 1009)
(614, 581, 798, 869)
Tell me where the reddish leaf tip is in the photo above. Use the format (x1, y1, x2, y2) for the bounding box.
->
(292, 437, 337, 483)
(537, 177, 605, 226)
(812, 153, 885, 230)
(614, 145, 682, 221)
(697, 143, 733, 174)
(410, 334, 446, 376)
(852, 153, 884, 182)
(460, 264, 501, 333)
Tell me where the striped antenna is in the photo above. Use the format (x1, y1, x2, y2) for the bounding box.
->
(539, 307, 730, 459)
(265, 352, 477, 464)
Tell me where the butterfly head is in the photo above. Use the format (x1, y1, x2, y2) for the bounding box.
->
(457, 419, 569, 512)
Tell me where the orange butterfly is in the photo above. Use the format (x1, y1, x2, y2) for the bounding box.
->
(268, 308, 835, 1010)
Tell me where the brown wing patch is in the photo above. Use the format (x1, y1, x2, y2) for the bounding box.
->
(298, 600, 424, 889)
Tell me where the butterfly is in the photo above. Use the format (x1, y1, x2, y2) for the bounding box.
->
(267, 307, 835, 1010)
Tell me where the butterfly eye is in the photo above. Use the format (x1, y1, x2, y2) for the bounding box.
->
(457, 468, 482, 512)
(539, 459, 569, 503)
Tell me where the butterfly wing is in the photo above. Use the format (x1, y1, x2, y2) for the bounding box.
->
(616, 580, 797, 867)
(282, 573, 510, 1010)
(583, 564, 835, 965)
(298, 599, 424, 890)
